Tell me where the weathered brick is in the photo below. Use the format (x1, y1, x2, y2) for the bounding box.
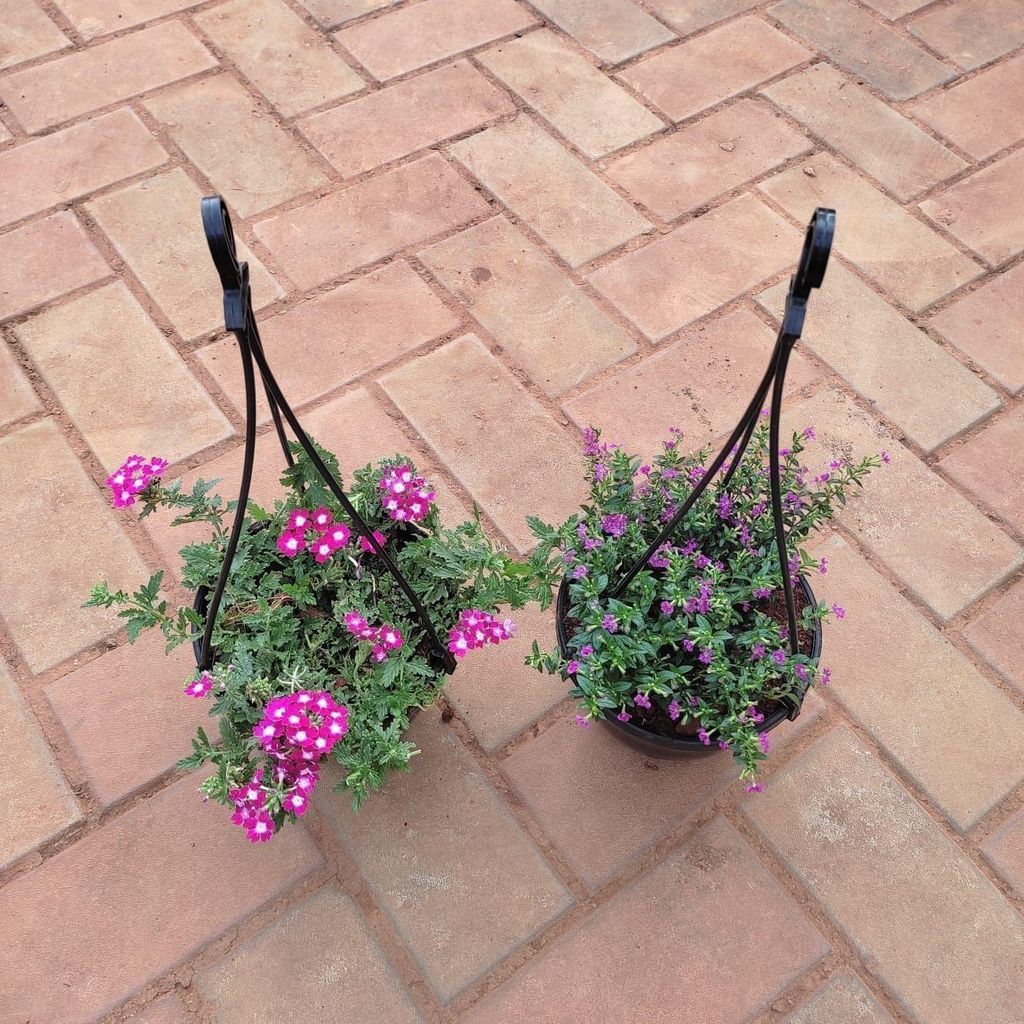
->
(606, 98, 810, 221)
(757, 262, 998, 451)
(618, 15, 809, 123)
(127, 991, 190, 1024)
(929, 261, 1024, 394)
(964, 577, 1024, 698)
(195, 0, 363, 117)
(300, 0, 395, 27)
(0, 0, 69, 70)
(909, 0, 1024, 71)
(0, 343, 40, 427)
(254, 152, 489, 289)
(382, 335, 585, 551)
(744, 728, 1024, 1024)
(0, 660, 80, 868)
(912, 54, 1024, 161)
(52, 0, 207, 39)
(444, 602, 566, 751)
(588, 193, 800, 341)
(477, 30, 664, 159)
(645, 0, 761, 36)
(940, 406, 1024, 532)
(763, 63, 966, 201)
(787, 974, 894, 1024)
(0, 773, 322, 1023)
(770, 0, 953, 101)
(0, 21, 216, 133)
(197, 886, 423, 1023)
(503, 695, 821, 889)
(451, 117, 650, 268)
(87, 168, 282, 341)
(812, 535, 1024, 831)
(198, 261, 459, 418)
(0, 211, 109, 320)
(983, 809, 1024, 897)
(419, 217, 635, 396)
(0, 420, 149, 672)
(299, 60, 513, 179)
(0, 109, 166, 227)
(921, 149, 1024, 266)
(527, 0, 674, 64)
(783, 388, 1022, 620)
(317, 708, 572, 1002)
(336, 0, 536, 81)
(464, 818, 827, 1022)
(760, 153, 982, 310)
(564, 308, 818, 458)
(15, 282, 232, 470)
(143, 74, 328, 219)
(859, 0, 931, 16)
(45, 633, 205, 807)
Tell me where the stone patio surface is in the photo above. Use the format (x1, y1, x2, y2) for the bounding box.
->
(1, 0, 1023, 1020)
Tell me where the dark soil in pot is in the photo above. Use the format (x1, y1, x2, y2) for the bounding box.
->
(555, 574, 823, 759)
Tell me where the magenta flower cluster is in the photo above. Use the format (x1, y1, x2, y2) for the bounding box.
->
(232, 689, 349, 842)
(276, 506, 352, 564)
(343, 610, 403, 663)
(106, 454, 168, 508)
(447, 608, 516, 659)
(379, 464, 436, 523)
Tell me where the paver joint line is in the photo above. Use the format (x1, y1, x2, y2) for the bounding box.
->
(1, 0, 1023, 1020)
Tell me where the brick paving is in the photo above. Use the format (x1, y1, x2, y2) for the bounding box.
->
(0, 0, 1022, 1020)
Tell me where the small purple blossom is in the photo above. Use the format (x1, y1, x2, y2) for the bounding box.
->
(751, 643, 766, 661)
(754, 587, 772, 599)
(602, 614, 619, 633)
(601, 513, 628, 537)
(699, 648, 713, 665)
(566, 660, 580, 674)
(820, 666, 831, 686)
(667, 700, 681, 721)
(803, 425, 816, 440)
(572, 564, 588, 580)
(746, 782, 764, 793)
(697, 728, 711, 746)
(580, 644, 594, 659)
(795, 664, 809, 683)
(758, 732, 771, 754)
(717, 493, 733, 519)
(832, 603, 846, 620)
(747, 706, 765, 724)
(881, 449, 891, 464)
(616, 710, 632, 723)
(818, 557, 828, 575)
(689, 695, 699, 708)
(634, 693, 651, 710)
(660, 600, 675, 615)
(771, 649, 786, 666)
(574, 714, 591, 729)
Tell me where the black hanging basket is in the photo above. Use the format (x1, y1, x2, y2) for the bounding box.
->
(191, 197, 457, 677)
(556, 208, 836, 757)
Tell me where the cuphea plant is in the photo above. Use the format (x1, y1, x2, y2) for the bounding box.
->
(88, 443, 541, 841)
(527, 421, 882, 787)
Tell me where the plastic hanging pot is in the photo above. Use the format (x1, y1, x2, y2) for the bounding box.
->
(554, 574, 823, 759)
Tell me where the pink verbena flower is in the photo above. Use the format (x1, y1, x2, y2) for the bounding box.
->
(326, 523, 351, 548)
(357, 529, 388, 554)
(447, 609, 514, 658)
(106, 454, 167, 508)
(287, 508, 311, 531)
(311, 535, 334, 564)
(184, 671, 213, 698)
(311, 506, 333, 531)
(379, 464, 436, 523)
(276, 530, 305, 557)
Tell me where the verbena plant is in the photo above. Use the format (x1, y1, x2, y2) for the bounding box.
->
(527, 421, 882, 788)
(87, 444, 542, 841)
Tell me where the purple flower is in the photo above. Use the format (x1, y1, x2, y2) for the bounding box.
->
(699, 648, 713, 665)
(602, 614, 619, 633)
(572, 564, 588, 580)
(689, 696, 699, 708)
(601, 513, 628, 537)
(771, 649, 786, 666)
(803, 425, 816, 440)
(634, 693, 651, 710)
(747, 706, 765, 724)
(718, 740, 730, 751)
(717, 493, 733, 519)
(574, 714, 591, 729)
(649, 543, 672, 569)
(579, 644, 594, 659)
(832, 603, 846, 620)
(562, 548, 576, 565)
(820, 666, 831, 686)
(751, 643, 766, 661)
(667, 700, 681, 721)
(593, 463, 608, 482)
(818, 558, 828, 575)
(584, 537, 604, 551)
(660, 600, 675, 615)
(616, 710, 632, 723)
(697, 728, 711, 746)
(694, 554, 711, 571)
(746, 782, 764, 794)
(683, 638, 695, 652)
(795, 664, 809, 683)
(566, 660, 580, 674)
(582, 427, 600, 456)
(754, 587, 772, 600)
(758, 732, 771, 754)
(881, 449, 891, 464)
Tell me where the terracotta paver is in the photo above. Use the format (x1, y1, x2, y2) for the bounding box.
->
(194, 0, 363, 117)
(0, 420, 149, 672)
(299, 60, 514, 179)
(757, 262, 998, 451)
(382, 334, 586, 551)
(254, 152, 489, 288)
(0, 660, 81, 869)
(589, 193, 800, 341)
(450, 117, 651, 268)
(87, 168, 282, 341)
(787, 974, 894, 1024)
(2, 4, 1024, 1019)
(318, 708, 572, 1002)
(527, 0, 674, 64)
(476, 30, 664, 159)
(419, 216, 635, 396)
(0, 21, 216, 133)
(0, 211, 109, 320)
(760, 152, 983, 310)
(618, 15, 810, 123)
(606, 98, 811, 221)
(0, 773, 322, 1023)
(0, 108, 166, 227)
(463, 817, 827, 1022)
(15, 282, 232, 470)
(197, 886, 424, 1022)
(744, 728, 1024, 1024)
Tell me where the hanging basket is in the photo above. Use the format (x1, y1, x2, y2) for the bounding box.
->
(555, 207, 836, 756)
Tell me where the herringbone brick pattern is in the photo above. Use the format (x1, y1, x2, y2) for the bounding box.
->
(1, 0, 1022, 1020)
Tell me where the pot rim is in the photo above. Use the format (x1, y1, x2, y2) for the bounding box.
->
(554, 573, 823, 753)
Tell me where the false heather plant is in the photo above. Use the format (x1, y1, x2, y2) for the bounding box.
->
(88, 442, 541, 841)
(527, 421, 880, 786)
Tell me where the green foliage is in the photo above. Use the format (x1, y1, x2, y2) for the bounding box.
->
(526, 423, 880, 782)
